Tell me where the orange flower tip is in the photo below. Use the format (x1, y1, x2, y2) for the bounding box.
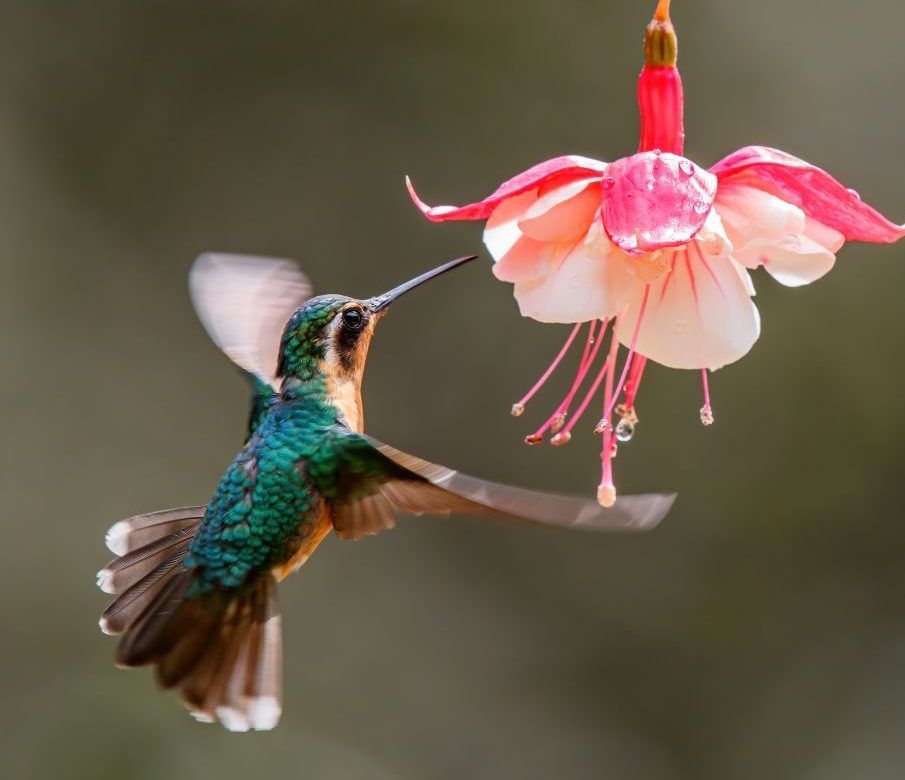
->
(550, 431, 572, 447)
(549, 414, 567, 433)
(511, 402, 526, 417)
(594, 418, 609, 435)
(524, 433, 544, 446)
(654, 0, 671, 23)
(597, 485, 617, 508)
(699, 406, 715, 426)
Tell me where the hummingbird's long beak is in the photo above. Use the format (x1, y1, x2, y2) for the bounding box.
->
(366, 255, 478, 312)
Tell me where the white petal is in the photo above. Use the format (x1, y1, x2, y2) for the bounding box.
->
(733, 233, 836, 287)
(805, 217, 845, 253)
(693, 207, 734, 257)
(715, 183, 806, 250)
(513, 222, 636, 324)
(483, 189, 538, 261)
(518, 178, 601, 242)
(492, 234, 568, 283)
(617, 248, 761, 370)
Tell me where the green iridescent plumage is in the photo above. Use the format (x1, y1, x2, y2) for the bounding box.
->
(98, 253, 675, 732)
(187, 379, 335, 594)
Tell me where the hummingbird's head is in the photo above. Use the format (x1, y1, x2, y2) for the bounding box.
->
(276, 256, 477, 426)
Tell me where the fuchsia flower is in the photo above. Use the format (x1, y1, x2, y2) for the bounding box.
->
(407, 0, 905, 506)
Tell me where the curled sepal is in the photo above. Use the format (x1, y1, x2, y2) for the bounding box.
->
(710, 146, 905, 244)
(601, 151, 717, 256)
(407, 155, 609, 223)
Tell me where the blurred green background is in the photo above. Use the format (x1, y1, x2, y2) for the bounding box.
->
(2, 1, 905, 778)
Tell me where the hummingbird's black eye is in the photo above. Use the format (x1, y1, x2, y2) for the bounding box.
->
(341, 308, 365, 331)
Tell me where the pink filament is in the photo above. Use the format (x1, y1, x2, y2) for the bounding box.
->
(527, 320, 606, 441)
(599, 333, 621, 491)
(623, 355, 648, 410)
(602, 285, 651, 427)
(556, 328, 616, 438)
(701, 368, 711, 411)
(514, 322, 582, 409)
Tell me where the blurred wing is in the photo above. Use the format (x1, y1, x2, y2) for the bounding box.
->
(328, 433, 676, 541)
(189, 253, 312, 390)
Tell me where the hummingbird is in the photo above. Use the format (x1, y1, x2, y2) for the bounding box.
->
(97, 253, 676, 732)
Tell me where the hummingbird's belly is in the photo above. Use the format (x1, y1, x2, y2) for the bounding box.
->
(271, 503, 333, 581)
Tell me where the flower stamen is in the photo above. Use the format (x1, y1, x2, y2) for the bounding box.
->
(523, 320, 606, 444)
(598, 284, 652, 432)
(511, 322, 582, 417)
(598, 332, 621, 507)
(700, 368, 715, 426)
(552, 321, 616, 445)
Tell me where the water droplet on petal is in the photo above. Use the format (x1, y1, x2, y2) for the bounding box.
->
(679, 160, 695, 176)
(602, 177, 616, 191)
(847, 188, 861, 200)
(615, 418, 635, 442)
(693, 201, 710, 215)
(646, 179, 656, 191)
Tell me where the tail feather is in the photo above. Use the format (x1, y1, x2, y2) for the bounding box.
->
(105, 506, 206, 556)
(97, 526, 197, 595)
(98, 508, 284, 731)
(100, 549, 190, 635)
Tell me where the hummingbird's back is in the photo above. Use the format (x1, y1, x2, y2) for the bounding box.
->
(99, 386, 343, 730)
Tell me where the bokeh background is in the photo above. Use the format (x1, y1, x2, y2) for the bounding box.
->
(2, 1, 905, 778)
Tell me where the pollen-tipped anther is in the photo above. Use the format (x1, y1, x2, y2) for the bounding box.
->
(700, 406, 714, 426)
(550, 431, 572, 447)
(597, 485, 617, 508)
(524, 433, 543, 446)
(549, 414, 567, 433)
(511, 403, 525, 417)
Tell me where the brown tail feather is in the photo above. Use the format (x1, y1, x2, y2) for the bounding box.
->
(98, 509, 283, 731)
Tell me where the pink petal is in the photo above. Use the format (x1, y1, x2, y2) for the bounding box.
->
(616, 248, 760, 370)
(711, 146, 905, 244)
(406, 156, 608, 223)
(518, 179, 601, 242)
(513, 222, 636, 324)
(601, 152, 718, 256)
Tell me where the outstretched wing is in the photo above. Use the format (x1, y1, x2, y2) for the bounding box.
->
(326, 432, 676, 540)
(189, 253, 312, 391)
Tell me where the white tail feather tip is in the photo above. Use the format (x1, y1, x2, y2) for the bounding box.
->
(104, 520, 132, 555)
(247, 696, 281, 730)
(96, 568, 116, 594)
